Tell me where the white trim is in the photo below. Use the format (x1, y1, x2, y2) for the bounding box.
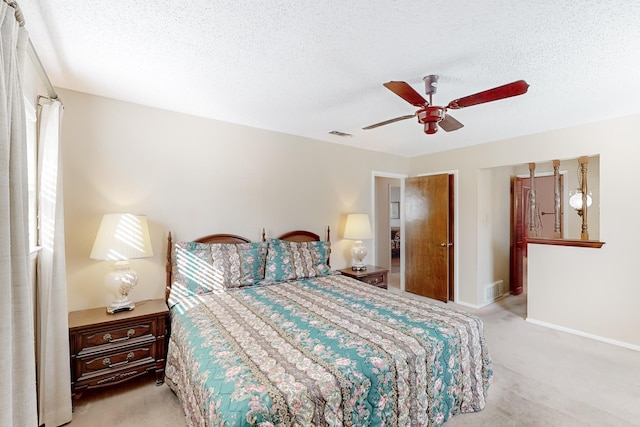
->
(453, 300, 483, 310)
(454, 292, 510, 310)
(526, 318, 640, 352)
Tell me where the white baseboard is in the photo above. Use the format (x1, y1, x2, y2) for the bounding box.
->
(526, 318, 640, 352)
(454, 300, 482, 309)
(455, 292, 508, 310)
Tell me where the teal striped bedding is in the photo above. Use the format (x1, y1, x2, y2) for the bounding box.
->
(165, 274, 491, 426)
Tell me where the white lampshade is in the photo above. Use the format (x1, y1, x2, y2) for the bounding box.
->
(344, 214, 373, 240)
(90, 213, 153, 260)
(90, 213, 153, 314)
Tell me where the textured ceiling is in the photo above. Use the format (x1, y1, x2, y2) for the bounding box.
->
(17, 0, 640, 157)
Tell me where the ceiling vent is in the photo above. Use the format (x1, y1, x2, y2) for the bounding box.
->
(329, 130, 352, 137)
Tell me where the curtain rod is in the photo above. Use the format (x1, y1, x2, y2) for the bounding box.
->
(5, 0, 59, 100)
(27, 40, 58, 100)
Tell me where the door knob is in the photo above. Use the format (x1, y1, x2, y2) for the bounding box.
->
(440, 242, 453, 247)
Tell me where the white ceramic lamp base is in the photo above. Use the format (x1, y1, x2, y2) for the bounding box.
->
(351, 240, 368, 271)
(105, 260, 139, 314)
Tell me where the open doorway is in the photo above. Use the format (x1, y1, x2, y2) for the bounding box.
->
(389, 185, 401, 288)
(373, 174, 404, 290)
(373, 171, 456, 299)
(511, 174, 565, 295)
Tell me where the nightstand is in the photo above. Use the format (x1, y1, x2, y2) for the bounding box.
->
(68, 299, 169, 403)
(337, 265, 389, 289)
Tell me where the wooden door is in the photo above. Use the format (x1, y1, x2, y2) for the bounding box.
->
(405, 174, 450, 302)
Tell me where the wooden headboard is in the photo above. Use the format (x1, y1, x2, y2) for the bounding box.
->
(165, 227, 331, 301)
(276, 228, 330, 242)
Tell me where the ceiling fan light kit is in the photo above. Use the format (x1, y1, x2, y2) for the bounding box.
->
(364, 75, 529, 135)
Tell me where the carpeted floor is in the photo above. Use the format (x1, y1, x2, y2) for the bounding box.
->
(66, 291, 640, 427)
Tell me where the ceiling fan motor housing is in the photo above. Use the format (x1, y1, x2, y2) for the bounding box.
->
(417, 106, 445, 134)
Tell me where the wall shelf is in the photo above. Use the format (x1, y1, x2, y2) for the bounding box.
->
(526, 237, 605, 249)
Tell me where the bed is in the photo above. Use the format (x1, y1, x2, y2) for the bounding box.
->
(163, 228, 491, 426)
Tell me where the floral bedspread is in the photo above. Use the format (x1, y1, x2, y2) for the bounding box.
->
(165, 274, 492, 426)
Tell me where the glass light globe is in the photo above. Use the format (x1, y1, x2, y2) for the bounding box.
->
(569, 189, 592, 210)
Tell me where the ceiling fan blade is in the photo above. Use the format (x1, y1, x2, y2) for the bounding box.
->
(438, 114, 464, 132)
(363, 114, 415, 130)
(447, 80, 529, 110)
(383, 81, 429, 107)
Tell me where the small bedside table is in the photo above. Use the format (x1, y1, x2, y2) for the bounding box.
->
(337, 265, 389, 289)
(68, 299, 169, 403)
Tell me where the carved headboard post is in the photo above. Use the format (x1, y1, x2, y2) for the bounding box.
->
(327, 226, 331, 267)
(166, 231, 173, 301)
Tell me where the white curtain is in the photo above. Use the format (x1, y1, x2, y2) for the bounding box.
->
(37, 98, 72, 426)
(0, 2, 38, 426)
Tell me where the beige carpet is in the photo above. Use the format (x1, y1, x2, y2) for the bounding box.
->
(66, 291, 640, 427)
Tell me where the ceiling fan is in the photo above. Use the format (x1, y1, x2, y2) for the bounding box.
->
(363, 75, 529, 134)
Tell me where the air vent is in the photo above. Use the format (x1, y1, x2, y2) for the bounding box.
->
(329, 130, 352, 137)
(485, 280, 506, 303)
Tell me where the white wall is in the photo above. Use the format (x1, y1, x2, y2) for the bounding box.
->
(59, 87, 640, 348)
(58, 88, 409, 311)
(410, 115, 640, 347)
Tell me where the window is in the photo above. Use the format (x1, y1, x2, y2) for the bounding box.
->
(24, 96, 39, 253)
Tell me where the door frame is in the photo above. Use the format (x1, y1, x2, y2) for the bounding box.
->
(372, 171, 407, 290)
(372, 170, 459, 302)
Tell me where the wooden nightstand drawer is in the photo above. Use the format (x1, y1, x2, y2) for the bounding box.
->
(78, 361, 157, 390)
(361, 273, 385, 287)
(76, 320, 155, 352)
(69, 299, 169, 404)
(77, 340, 156, 377)
(337, 265, 389, 290)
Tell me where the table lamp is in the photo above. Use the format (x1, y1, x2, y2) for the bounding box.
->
(90, 213, 153, 313)
(344, 213, 373, 271)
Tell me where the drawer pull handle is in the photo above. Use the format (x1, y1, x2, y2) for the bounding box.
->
(103, 329, 136, 343)
(103, 352, 135, 369)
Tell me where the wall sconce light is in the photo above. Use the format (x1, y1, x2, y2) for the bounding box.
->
(568, 188, 592, 216)
(344, 213, 373, 271)
(90, 213, 153, 313)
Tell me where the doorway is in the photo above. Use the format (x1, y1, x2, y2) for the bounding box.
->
(405, 174, 455, 302)
(510, 174, 564, 295)
(373, 171, 456, 302)
(373, 175, 403, 290)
